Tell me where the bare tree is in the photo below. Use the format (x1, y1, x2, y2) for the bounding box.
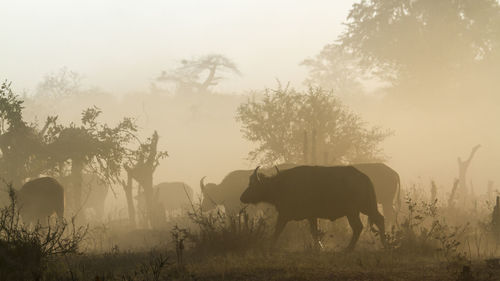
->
(457, 144, 481, 195)
(124, 131, 168, 228)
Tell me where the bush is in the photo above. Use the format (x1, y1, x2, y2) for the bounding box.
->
(0, 185, 87, 280)
(184, 204, 269, 256)
(386, 195, 468, 262)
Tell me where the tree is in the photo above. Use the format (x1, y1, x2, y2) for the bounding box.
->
(301, 43, 364, 97)
(123, 131, 168, 228)
(457, 144, 481, 196)
(45, 107, 137, 219)
(156, 54, 241, 94)
(36, 67, 83, 99)
(236, 84, 391, 165)
(339, 0, 500, 100)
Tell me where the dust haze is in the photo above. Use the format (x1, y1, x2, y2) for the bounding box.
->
(1, 1, 500, 280)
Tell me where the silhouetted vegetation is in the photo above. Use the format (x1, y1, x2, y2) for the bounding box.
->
(237, 84, 392, 165)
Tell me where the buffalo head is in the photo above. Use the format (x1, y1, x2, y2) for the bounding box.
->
(240, 166, 277, 204)
(200, 176, 218, 211)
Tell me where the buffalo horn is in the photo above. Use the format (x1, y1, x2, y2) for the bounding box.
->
(200, 176, 206, 192)
(253, 166, 261, 182)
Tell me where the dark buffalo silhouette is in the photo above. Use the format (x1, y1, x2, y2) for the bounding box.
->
(353, 163, 400, 224)
(136, 182, 194, 216)
(240, 166, 386, 251)
(17, 177, 64, 224)
(200, 164, 296, 215)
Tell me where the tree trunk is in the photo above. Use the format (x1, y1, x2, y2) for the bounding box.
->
(311, 129, 317, 165)
(123, 173, 136, 228)
(457, 144, 480, 205)
(303, 131, 308, 165)
(70, 158, 84, 222)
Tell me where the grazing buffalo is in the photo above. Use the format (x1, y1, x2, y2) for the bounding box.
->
(17, 177, 64, 224)
(353, 163, 400, 224)
(200, 164, 297, 215)
(240, 166, 386, 251)
(136, 182, 194, 215)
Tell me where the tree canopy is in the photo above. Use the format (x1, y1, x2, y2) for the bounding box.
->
(236, 84, 391, 165)
(301, 44, 363, 97)
(156, 54, 241, 94)
(300, 0, 500, 102)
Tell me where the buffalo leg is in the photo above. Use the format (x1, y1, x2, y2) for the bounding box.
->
(308, 218, 321, 249)
(272, 216, 287, 246)
(346, 213, 363, 251)
(369, 212, 387, 248)
(381, 201, 395, 225)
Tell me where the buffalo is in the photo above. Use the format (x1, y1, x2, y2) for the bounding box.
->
(353, 163, 400, 224)
(17, 177, 64, 224)
(200, 164, 296, 215)
(240, 166, 386, 251)
(136, 182, 194, 216)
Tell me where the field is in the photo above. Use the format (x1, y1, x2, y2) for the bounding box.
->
(2, 185, 500, 281)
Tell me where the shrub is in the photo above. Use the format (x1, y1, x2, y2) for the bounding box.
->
(0, 185, 87, 280)
(386, 195, 468, 262)
(184, 204, 269, 256)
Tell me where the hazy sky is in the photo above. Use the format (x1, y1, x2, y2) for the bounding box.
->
(1, 0, 355, 94)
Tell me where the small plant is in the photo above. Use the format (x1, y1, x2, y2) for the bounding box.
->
(171, 224, 188, 266)
(138, 250, 170, 281)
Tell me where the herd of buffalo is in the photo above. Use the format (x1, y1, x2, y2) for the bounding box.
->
(13, 163, 400, 250)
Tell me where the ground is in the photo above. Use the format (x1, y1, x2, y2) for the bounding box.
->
(46, 249, 500, 281)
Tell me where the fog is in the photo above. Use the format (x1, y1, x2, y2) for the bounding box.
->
(1, 0, 353, 93)
(2, 0, 499, 206)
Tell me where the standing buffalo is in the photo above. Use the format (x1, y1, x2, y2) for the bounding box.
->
(240, 166, 386, 251)
(353, 163, 400, 224)
(136, 182, 194, 216)
(200, 164, 297, 215)
(17, 177, 64, 224)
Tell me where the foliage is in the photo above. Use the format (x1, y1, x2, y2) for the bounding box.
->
(124, 131, 168, 175)
(0, 80, 25, 132)
(339, 0, 500, 99)
(46, 106, 138, 184)
(236, 84, 391, 165)
(301, 43, 364, 97)
(0, 81, 52, 186)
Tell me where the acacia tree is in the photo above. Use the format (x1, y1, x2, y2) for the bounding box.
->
(156, 54, 241, 94)
(236, 84, 392, 165)
(123, 131, 168, 228)
(45, 107, 137, 218)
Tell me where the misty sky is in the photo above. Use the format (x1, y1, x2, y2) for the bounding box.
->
(1, 0, 355, 94)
